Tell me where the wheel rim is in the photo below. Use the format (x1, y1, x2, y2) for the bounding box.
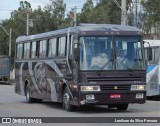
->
(63, 92, 70, 109)
(26, 87, 30, 102)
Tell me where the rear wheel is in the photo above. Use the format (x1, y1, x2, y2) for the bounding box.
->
(63, 87, 76, 111)
(25, 84, 36, 103)
(117, 104, 128, 111)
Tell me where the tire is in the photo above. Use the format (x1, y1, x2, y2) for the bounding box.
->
(63, 87, 76, 111)
(25, 84, 35, 103)
(117, 104, 128, 111)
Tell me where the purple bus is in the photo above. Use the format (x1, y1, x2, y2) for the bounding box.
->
(15, 24, 146, 111)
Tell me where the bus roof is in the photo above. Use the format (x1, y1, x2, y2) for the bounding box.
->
(16, 24, 141, 43)
(144, 40, 160, 47)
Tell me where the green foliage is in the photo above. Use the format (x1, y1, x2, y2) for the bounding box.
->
(0, 0, 66, 58)
(94, 0, 121, 24)
(141, 0, 160, 39)
(79, 0, 132, 24)
(79, 0, 94, 23)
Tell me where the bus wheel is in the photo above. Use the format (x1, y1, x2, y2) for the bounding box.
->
(25, 85, 34, 103)
(63, 87, 75, 111)
(117, 104, 128, 111)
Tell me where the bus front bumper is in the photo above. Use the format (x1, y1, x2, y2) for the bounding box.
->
(79, 91, 146, 106)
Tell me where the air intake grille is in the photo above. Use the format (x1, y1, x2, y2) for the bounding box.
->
(87, 77, 142, 82)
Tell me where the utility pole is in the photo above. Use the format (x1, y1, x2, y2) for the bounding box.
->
(121, 0, 127, 25)
(23, 8, 32, 36)
(26, 12, 29, 36)
(67, 6, 77, 26)
(74, 6, 77, 27)
(9, 28, 12, 57)
(0, 25, 12, 57)
(113, 0, 127, 25)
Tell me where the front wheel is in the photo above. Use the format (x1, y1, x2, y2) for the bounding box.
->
(117, 104, 128, 111)
(63, 87, 76, 111)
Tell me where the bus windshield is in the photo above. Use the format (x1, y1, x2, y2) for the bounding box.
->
(80, 36, 145, 71)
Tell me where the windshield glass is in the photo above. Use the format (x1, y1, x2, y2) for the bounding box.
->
(80, 36, 113, 70)
(114, 36, 145, 70)
(80, 36, 145, 71)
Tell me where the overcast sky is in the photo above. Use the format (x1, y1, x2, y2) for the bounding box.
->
(0, 0, 92, 20)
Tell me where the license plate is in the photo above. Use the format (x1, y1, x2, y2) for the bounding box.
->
(110, 94, 121, 99)
(136, 93, 144, 99)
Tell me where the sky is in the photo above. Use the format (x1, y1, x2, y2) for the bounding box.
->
(0, 0, 92, 20)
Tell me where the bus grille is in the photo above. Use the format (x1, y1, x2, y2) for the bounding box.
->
(87, 77, 142, 82)
(100, 84, 131, 91)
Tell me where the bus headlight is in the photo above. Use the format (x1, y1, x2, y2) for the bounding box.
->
(81, 86, 101, 92)
(131, 85, 146, 90)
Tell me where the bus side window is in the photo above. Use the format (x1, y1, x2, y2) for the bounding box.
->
(31, 41, 37, 58)
(24, 42, 30, 59)
(17, 44, 23, 59)
(48, 38, 57, 57)
(39, 40, 47, 58)
(58, 36, 67, 57)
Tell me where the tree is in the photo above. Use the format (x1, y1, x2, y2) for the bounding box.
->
(44, 0, 66, 29)
(79, 0, 94, 23)
(0, 0, 68, 58)
(29, 6, 57, 34)
(141, 0, 160, 39)
(19, 1, 31, 10)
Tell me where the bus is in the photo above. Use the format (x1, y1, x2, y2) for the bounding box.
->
(15, 24, 147, 111)
(0, 55, 10, 83)
(144, 40, 160, 97)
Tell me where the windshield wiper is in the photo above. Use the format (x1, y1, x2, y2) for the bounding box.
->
(116, 59, 133, 72)
(100, 59, 113, 70)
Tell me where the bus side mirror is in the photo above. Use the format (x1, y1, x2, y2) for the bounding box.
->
(147, 47, 152, 61)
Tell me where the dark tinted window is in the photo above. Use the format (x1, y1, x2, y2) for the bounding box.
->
(48, 38, 57, 57)
(24, 42, 30, 59)
(31, 41, 37, 58)
(58, 37, 66, 57)
(39, 40, 47, 58)
(17, 44, 23, 59)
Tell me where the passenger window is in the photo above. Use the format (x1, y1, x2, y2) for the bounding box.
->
(58, 37, 66, 57)
(48, 38, 57, 57)
(31, 41, 37, 58)
(24, 42, 30, 59)
(17, 44, 23, 59)
(39, 40, 47, 58)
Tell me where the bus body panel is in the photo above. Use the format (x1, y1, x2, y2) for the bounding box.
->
(77, 71, 146, 106)
(15, 59, 71, 102)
